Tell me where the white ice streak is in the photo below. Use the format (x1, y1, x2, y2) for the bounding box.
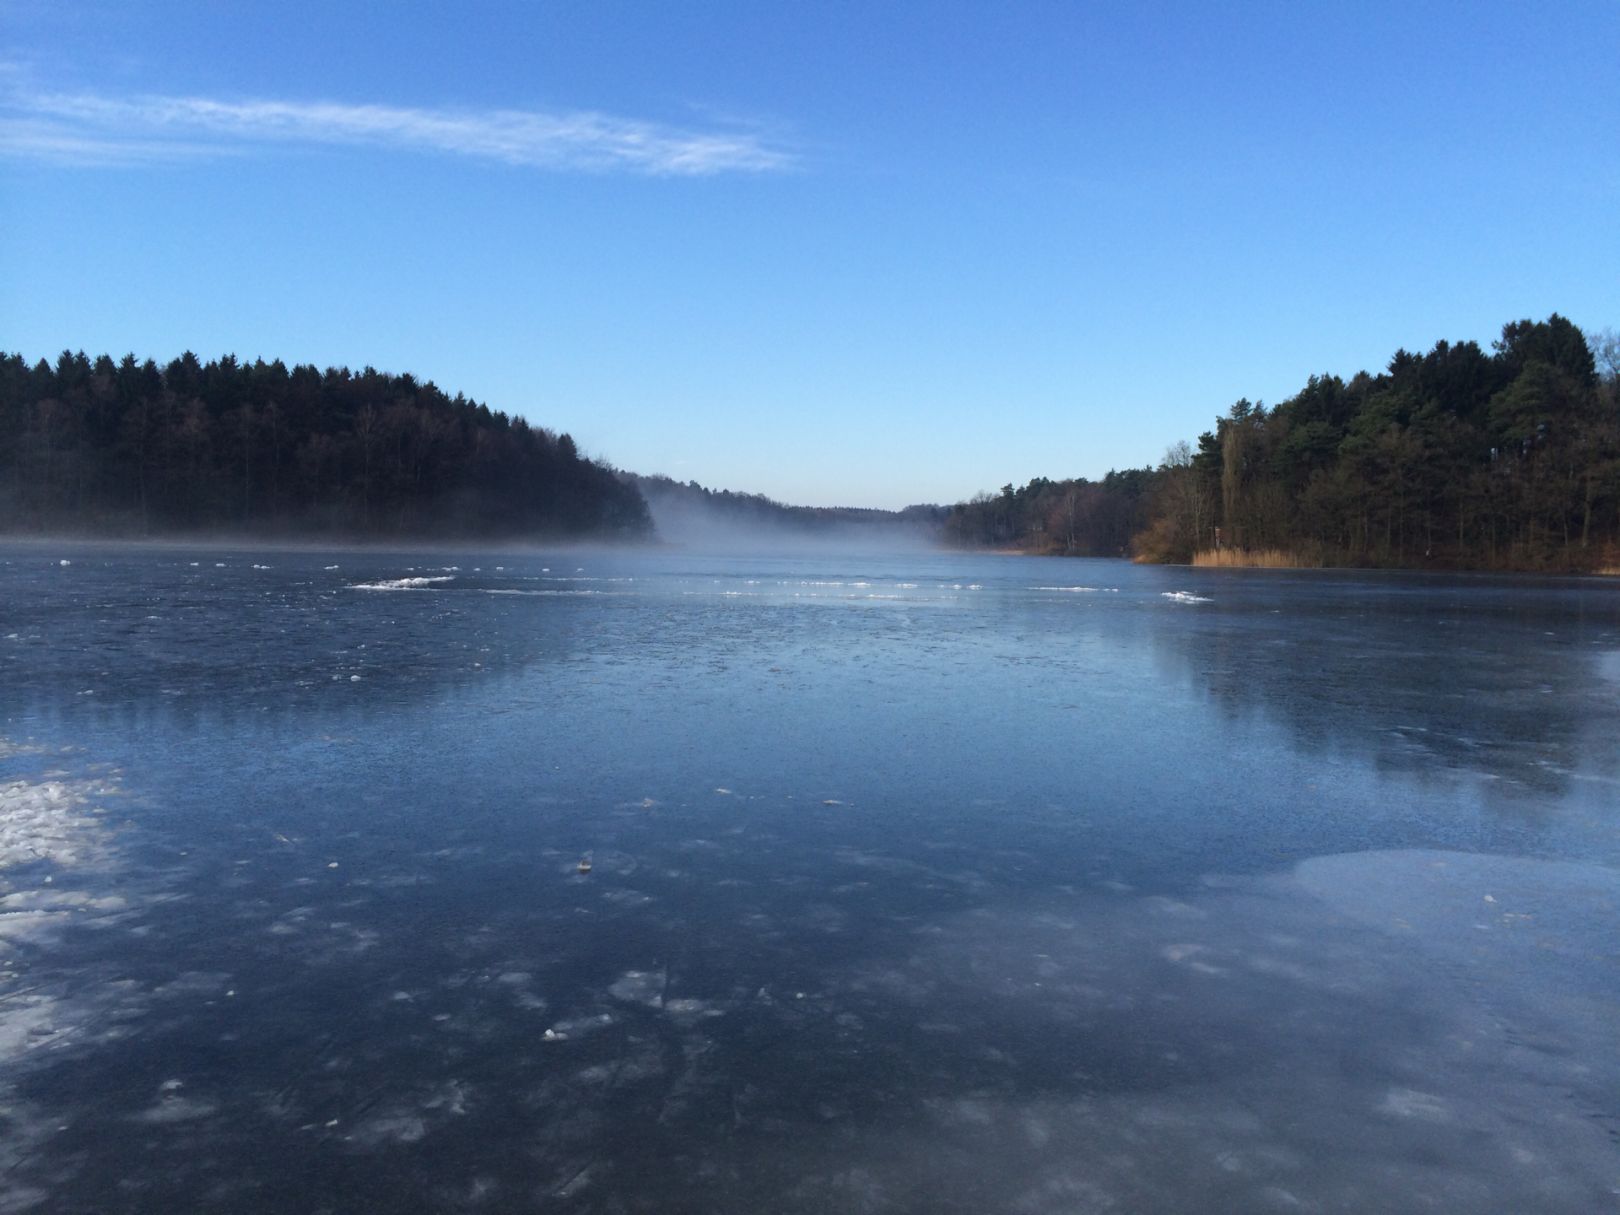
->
(1161, 591, 1213, 604)
(481, 588, 601, 597)
(349, 575, 455, 591)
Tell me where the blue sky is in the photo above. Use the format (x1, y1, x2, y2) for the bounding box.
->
(3, 1, 1616, 509)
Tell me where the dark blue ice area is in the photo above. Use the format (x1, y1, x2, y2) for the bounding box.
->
(1, 543, 1617, 1212)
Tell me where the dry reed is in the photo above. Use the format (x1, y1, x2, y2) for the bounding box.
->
(1190, 547, 1319, 569)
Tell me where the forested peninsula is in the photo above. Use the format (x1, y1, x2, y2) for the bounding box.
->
(945, 315, 1620, 573)
(0, 351, 650, 540)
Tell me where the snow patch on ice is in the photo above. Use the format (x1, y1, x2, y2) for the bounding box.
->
(0, 777, 117, 871)
(609, 969, 665, 1007)
(349, 575, 455, 591)
(132, 1092, 218, 1124)
(547, 1012, 616, 1038)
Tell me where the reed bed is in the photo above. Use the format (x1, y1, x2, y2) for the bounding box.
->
(1190, 547, 1319, 569)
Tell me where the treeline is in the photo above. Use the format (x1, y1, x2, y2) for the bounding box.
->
(947, 315, 1620, 571)
(633, 474, 946, 546)
(943, 469, 1155, 555)
(0, 351, 651, 540)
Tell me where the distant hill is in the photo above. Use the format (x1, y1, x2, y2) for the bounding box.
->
(630, 474, 945, 550)
(0, 351, 650, 541)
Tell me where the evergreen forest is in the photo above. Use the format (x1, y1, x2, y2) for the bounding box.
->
(0, 351, 650, 540)
(945, 315, 1620, 571)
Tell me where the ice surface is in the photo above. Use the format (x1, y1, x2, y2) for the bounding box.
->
(2, 550, 1617, 1213)
(811, 849, 1620, 1212)
(1, 776, 1617, 1213)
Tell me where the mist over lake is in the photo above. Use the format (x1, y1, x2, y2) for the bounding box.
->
(2, 543, 1617, 1213)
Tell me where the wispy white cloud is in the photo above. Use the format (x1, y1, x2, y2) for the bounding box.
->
(0, 82, 797, 175)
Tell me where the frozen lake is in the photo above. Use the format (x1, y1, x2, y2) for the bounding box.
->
(2, 543, 1618, 1213)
